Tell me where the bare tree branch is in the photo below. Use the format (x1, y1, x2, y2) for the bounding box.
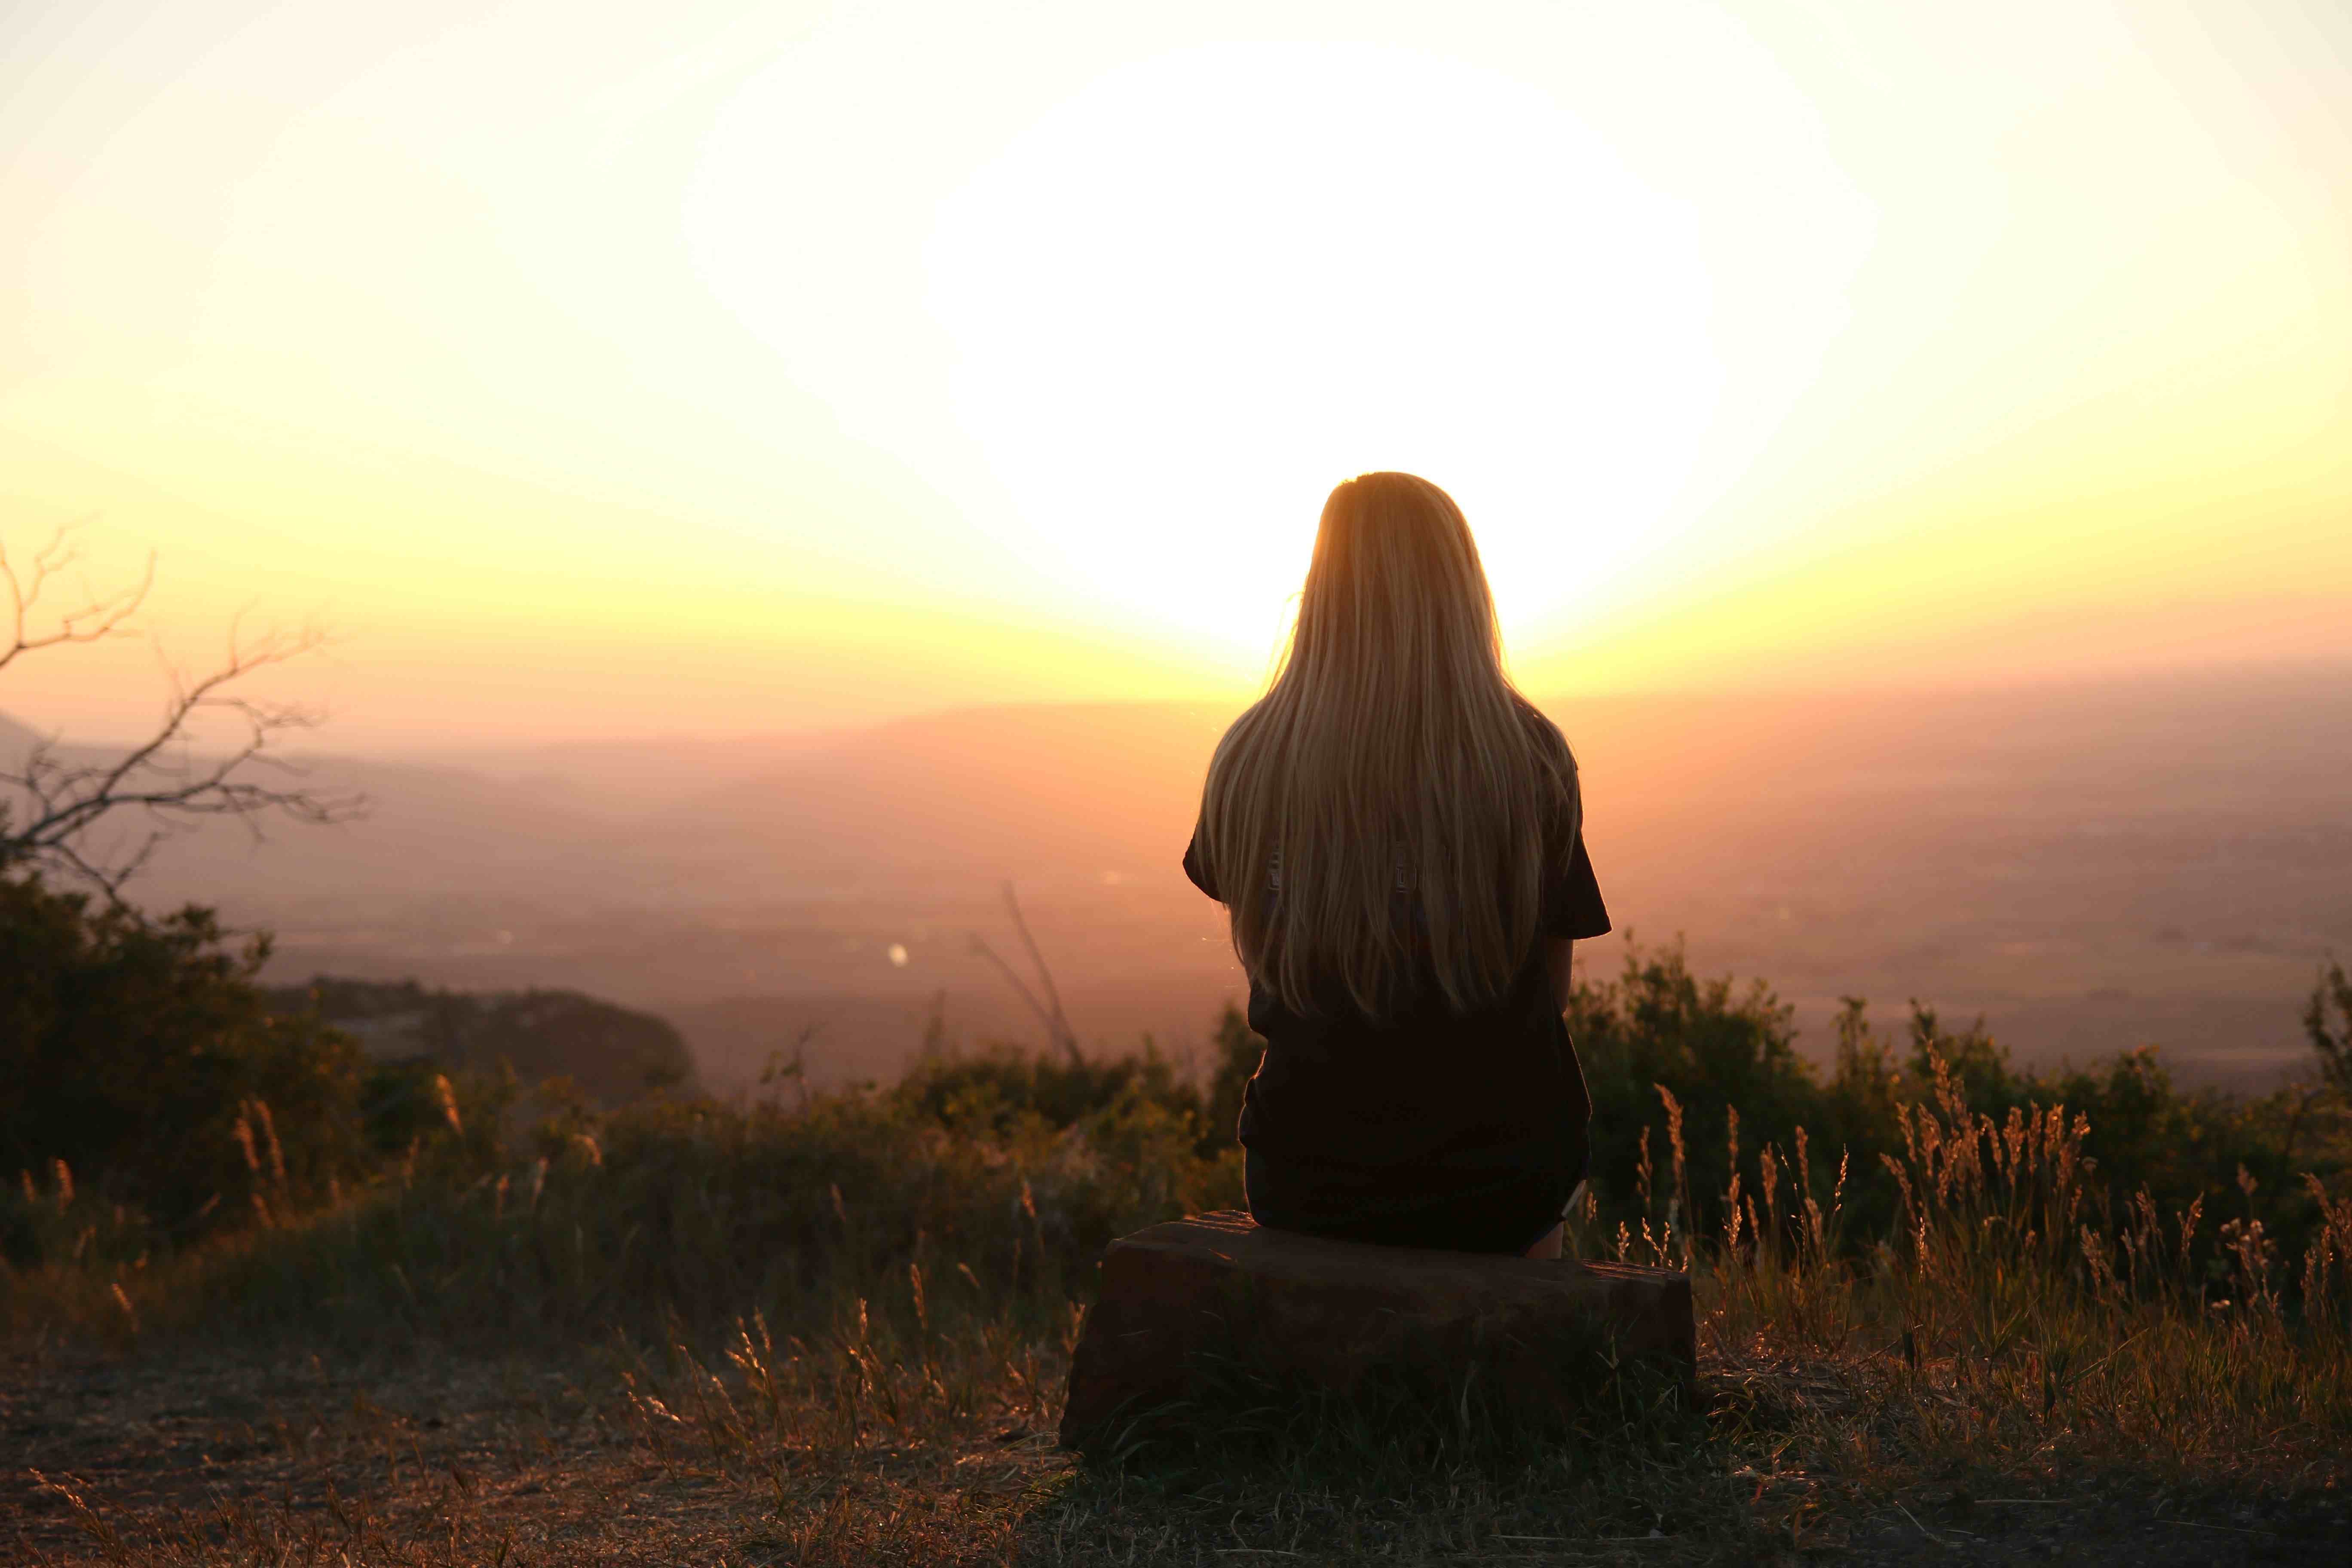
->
(968, 882, 1080, 1062)
(0, 521, 153, 677)
(0, 525, 367, 901)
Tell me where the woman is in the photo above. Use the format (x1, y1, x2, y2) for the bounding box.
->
(1184, 472, 1609, 1259)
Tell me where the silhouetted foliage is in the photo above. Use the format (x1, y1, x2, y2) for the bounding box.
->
(866, 940, 2352, 1283)
(889, 1038, 1200, 1138)
(1564, 940, 2352, 1282)
(0, 524, 364, 899)
(1570, 941, 1811, 1236)
(13, 881, 2352, 1312)
(2307, 958, 2352, 1096)
(0, 873, 367, 1247)
(883, 1003, 1268, 1167)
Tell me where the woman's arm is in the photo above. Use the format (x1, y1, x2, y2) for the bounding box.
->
(1544, 936, 1574, 1015)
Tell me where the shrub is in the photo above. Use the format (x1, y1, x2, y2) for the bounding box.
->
(0, 874, 366, 1248)
(887, 1040, 1202, 1140)
(1570, 940, 1813, 1238)
(1570, 939, 2352, 1278)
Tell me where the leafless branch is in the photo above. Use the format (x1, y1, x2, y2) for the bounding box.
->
(0, 521, 153, 677)
(0, 529, 368, 901)
(968, 882, 1080, 1062)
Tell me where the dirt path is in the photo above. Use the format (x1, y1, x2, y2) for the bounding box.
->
(7, 1345, 744, 1563)
(3, 1345, 1064, 1565)
(8, 1345, 2349, 1565)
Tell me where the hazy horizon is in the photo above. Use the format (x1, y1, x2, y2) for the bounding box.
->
(11, 663, 2341, 1108)
(15, 647, 2352, 758)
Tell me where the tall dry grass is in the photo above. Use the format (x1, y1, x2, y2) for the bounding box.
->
(11, 1044, 2352, 1562)
(1597, 1051, 2352, 1498)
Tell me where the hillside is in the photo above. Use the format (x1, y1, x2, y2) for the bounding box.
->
(259, 977, 698, 1106)
(13, 662, 2349, 1094)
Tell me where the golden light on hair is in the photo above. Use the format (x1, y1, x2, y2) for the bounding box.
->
(1199, 474, 1575, 1020)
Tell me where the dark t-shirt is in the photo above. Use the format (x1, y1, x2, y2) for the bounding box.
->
(1182, 820, 1611, 1254)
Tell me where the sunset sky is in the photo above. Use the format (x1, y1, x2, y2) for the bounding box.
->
(3, 0, 2347, 748)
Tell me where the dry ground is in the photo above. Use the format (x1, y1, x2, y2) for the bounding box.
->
(10, 1342, 2349, 1567)
(4, 1343, 1068, 1566)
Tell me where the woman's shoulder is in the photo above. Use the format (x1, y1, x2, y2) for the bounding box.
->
(1208, 696, 1277, 765)
(1510, 698, 1577, 778)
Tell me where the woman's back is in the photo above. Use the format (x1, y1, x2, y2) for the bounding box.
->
(1186, 816, 1607, 1254)
(1185, 473, 1610, 1256)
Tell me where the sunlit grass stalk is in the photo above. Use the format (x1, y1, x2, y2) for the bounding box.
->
(1684, 1050, 2352, 1486)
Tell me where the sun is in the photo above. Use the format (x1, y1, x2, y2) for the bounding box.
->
(921, 45, 1726, 658)
(690, 39, 1734, 665)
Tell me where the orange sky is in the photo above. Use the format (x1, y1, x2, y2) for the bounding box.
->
(3, 1, 2347, 749)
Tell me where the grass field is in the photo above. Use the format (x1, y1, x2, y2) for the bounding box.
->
(10, 1035, 2352, 1568)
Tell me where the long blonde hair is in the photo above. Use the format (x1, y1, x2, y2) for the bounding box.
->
(1198, 472, 1577, 1020)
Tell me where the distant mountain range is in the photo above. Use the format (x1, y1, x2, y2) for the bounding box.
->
(8, 661, 2349, 1093)
(260, 976, 697, 1106)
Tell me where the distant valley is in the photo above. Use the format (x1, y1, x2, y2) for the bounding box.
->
(16, 662, 2348, 1097)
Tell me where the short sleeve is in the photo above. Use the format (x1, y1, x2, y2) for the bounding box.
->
(1182, 824, 1220, 901)
(1544, 833, 1611, 940)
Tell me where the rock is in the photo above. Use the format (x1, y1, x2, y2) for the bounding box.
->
(1059, 1210, 1694, 1444)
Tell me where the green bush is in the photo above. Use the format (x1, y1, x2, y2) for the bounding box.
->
(888, 1040, 1202, 1141)
(55, 1065, 1242, 1347)
(10, 881, 2350, 1336)
(1570, 940, 1811, 1235)
(887, 1004, 1264, 1164)
(0, 874, 367, 1250)
(1569, 940, 2351, 1278)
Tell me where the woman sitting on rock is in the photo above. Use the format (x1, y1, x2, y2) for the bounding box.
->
(1184, 471, 1609, 1259)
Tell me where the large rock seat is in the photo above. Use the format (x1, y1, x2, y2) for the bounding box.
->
(1059, 1210, 1694, 1443)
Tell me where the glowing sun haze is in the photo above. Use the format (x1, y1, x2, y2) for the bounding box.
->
(2, 0, 2346, 746)
(694, 39, 1798, 651)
